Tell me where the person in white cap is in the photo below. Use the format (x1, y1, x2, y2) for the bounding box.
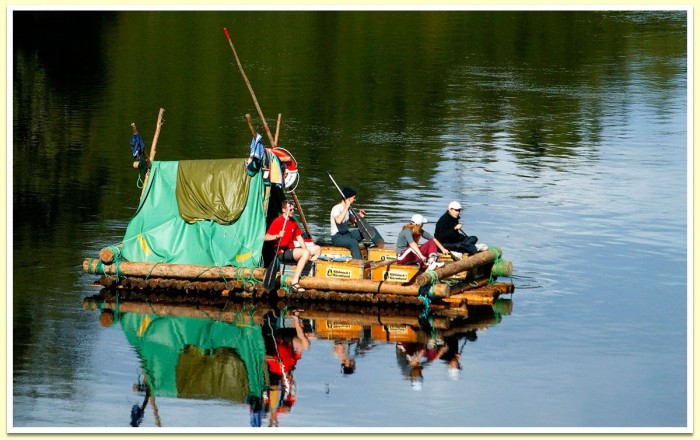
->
(434, 201, 481, 255)
(395, 214, 449, 269)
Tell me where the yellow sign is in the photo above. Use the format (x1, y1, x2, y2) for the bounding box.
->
(326, 267, 353, 278)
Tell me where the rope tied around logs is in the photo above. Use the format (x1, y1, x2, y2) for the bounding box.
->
(417, 270, 439, 308)
(280, 274, 292, 290)
(113, 258, 122, 282)
(234, 266, 259, 285)
(145, 262, 163, 281)
(488, 246, 500, 285)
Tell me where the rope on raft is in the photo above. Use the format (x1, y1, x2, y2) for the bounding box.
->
(418, 269, 439, 308)
(488, 246, 500, 285)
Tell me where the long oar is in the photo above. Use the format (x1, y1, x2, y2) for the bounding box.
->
(245, 113, 313, 239)
(225, 28, 313, 240)
(224, 28, 276, 148)
(327, 172, 376, 242)
(263, 215, 289, 292)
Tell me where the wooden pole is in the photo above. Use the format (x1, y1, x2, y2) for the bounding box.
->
(268, 113, 312, 239)
(289, 190, 312, 239)
(274, 113, 281, 146)
(284, 276, 449, 297)
(139, 108, 165, 200)
(415, 249, 497, 286)
(148, 108, 165, 162)
(368, 258, 396, 270)
(224, 28, 276, 149)
(245, 113, 256, 137)
(224, 29, 315, 239)
(83, 258, 266, 281)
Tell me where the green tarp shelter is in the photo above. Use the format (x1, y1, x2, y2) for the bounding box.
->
(120, 159, 266, 267)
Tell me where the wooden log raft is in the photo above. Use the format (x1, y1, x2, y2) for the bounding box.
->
(83, 258, 266, 281)
(283, 276, 450, 298)
(415, 250, 498, 286)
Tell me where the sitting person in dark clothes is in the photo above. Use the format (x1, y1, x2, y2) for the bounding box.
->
(434, 201, 481, 255)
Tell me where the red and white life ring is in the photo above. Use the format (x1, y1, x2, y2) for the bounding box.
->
(271, 147, 299, 190)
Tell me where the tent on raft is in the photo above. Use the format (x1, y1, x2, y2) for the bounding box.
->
(115, 157, 287, 271)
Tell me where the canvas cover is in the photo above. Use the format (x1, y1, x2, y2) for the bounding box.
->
(119, 312, 267, 401)
(176, 159, 252, 224)
(121, 160, 265, 267)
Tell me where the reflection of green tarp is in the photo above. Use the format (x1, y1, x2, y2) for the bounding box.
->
(176, 347, 249, 402)
(119, 312, 266, 401)
(120, 160, 265, 267)
(176, 159, 251, 224)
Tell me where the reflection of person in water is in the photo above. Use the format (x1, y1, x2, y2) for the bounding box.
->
(261, 310, 311, 427)
(333, 340, 357, 374)
(130, 371, 162, 427)
(395, 330, 478, 388)
(396, 342, 427, 391)
(442, 330, 477, 380)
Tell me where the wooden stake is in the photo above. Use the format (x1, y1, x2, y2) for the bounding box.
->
(139, 108, 165, 200)
(148, 108, 165, 162)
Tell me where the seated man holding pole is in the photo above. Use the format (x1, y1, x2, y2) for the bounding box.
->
(329, 187, 385, 260)
(265, 200, 320, 292)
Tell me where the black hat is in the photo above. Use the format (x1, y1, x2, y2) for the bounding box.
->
(342, 187, 357, 199)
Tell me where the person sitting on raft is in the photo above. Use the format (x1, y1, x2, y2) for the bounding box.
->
(434, 201, 482, 256)
(265, 200, 320, 292)
(330, 187, 385, 260)
(395, 214, 450, 270)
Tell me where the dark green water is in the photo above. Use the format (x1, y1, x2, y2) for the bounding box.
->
(12, 10, 688, 430)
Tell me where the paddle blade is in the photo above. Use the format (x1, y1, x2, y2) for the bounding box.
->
(263, 257, 279, 291)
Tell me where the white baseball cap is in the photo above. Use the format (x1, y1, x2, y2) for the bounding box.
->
(411, 214, 427, 225)
(448, 201, 462, 210)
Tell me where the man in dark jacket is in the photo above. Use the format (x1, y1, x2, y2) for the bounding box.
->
(434, 201, 479, 255)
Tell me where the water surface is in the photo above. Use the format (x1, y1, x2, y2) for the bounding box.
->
(11, 10, 688, 431)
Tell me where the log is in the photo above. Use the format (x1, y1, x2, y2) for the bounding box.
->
(445, 288, 500, 306)
(83, 258, 266, 281)
(284, 276, 449, 298)
(99, 244, 122, 264)
(446, 277, 491, 295)
(415, 250, 497, 286)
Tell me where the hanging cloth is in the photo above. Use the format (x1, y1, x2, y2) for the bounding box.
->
(131, 133, 145, 161)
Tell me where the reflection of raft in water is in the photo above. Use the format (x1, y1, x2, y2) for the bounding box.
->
(84, 291, 513, 348)
(82, 292, 513, 426)
(81, 119, 514, 309)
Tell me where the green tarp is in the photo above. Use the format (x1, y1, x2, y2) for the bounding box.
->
(176, 159, 251, 224)
(120, 160, 265, 267)
(119, 312, 267, 401)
